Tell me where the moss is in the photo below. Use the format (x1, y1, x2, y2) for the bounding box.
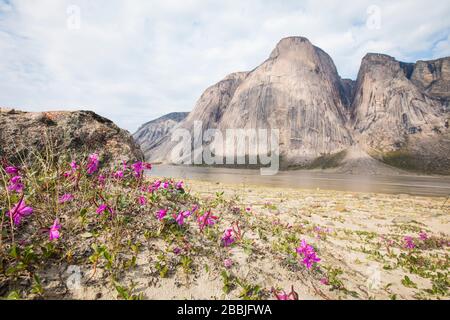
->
(380, 150, 421, 172)
(378, 150, 450, 175)
(288, 150, 347, 170)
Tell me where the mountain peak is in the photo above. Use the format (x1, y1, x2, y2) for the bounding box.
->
(362, 53, 397, 64)
(269, 36, 315, 59)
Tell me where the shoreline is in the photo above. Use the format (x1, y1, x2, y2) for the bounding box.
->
(75, 179, 450, 299)
(149, 166, 450, 197)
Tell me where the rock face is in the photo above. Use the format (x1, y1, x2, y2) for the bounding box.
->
(216, 37, 353, 165)
(138, 36, 450, 174)
(147, 37, 354, 167)
(133, 112, 188, 159)
(351, 54, 450, 173)
(0, 109, 144, 165)
(410, 57, 450, 102)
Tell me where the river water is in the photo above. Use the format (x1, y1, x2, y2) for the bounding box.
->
(149, 165, 450, 197)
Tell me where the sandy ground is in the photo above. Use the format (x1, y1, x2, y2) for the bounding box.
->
(40, 179, 449, 300)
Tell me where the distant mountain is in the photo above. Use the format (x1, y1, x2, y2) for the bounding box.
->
(136, 37, 450, 174)
(133, 112, 188, 159)
(0, 108, 143, 165)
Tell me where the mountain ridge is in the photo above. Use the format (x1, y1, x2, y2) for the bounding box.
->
(135, 36, 450, 174)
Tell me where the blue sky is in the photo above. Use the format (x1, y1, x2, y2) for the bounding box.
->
(0, 0, 449, 132)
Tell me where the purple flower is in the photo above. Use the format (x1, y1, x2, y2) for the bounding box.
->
(224, 258, 233, 269)
(97, 175, 106, 185)
(152, 180, 161, 189)
(49, 219, 61, 241)
(222, 228, 235, 247)
(198, 210, 218, 232)
(404, 236, 416, 249)
(320, 278, 329, 285)
(272, 287, 299, 300)
(176, 210, 191, 226)
(419, 231, 429, 241)
(70, 161, 78, 171)
(63, 161, 78, 178)
(5, 166, 19, 176)
(143, 163, 152, 170)
(173, 247, 182, 255)
(59, 193, 74, 204)
(175, 181, 184, 190)
(132, 162, 145, 178)
(138, 196, 147, 206)
(8, 175, 24, 193)
(6, 199, 33, 226)
(296, 240, 321, 269)
(96, 204, 112, 215)
(162, 181, 169, 189)
(113, 170, 124, 179)
(86, 153, 100, 175)
(274, 291, 289, 300)
(156, 209, 168, 221)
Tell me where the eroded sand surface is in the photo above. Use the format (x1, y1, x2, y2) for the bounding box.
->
(53, 180, 450, 300)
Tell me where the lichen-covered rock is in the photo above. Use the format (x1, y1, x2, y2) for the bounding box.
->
(0, 109, 144, 166)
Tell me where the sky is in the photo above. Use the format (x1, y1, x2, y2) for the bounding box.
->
(0, 0, 449, 132)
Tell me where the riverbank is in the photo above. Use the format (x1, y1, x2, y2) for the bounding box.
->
(70, 179, 449, 300)
(150, 165, 450, 197)
(2, 159, 448, 300)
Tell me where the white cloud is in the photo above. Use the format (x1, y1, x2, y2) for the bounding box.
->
(0, 0, 449, 131)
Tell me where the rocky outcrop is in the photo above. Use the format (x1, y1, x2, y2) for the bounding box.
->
(147, 37, 354, 167)
(138, 36, 450, 174)
(0, 109, 143, 165)
(410, 57, 450, 102)
(351, 54, 450, 173)
(339, 78, 356, 113)
(133, 112, 188, 158)
(215, 37, 353, 165)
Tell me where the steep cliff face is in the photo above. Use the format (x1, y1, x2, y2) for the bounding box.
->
(133, 112, 188, 158)
(215, 37, 353, 165)
(0, 109, 143, 165)
(139, 36, 450, 173)
(339, 78, 356, 113)
(351, 54, 450, 173)
(146, 72, 249, 162)
(147, 37, 353, 166)
(410, 57, 450, 102)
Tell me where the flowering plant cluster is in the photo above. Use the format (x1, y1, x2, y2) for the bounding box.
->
(296, 240, 321, 269)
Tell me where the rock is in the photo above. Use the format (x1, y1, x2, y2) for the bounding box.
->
(146, 72, 248, 163)
(410, 57, 450, 101)
(145, 37, 353, 166)
(0, 109, 143, 166)
(351, 54, 450, 174)
(335, 204, 348, 212)
(136, 36, 450, 174)
(133, 112, 188, 160)
(393, 217, 414, 224)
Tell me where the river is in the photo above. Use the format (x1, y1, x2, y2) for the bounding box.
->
(149, 165, 450, 197)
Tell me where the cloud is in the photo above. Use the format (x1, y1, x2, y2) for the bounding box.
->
(0, 0, 449, 131)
